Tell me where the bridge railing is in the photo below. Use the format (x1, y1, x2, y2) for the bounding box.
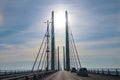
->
(0, 70, 33, 76)
(1, 70, 58, 80)
(88, 68, 120, 76)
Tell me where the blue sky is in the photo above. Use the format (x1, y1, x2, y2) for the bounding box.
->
(0, 0, 120, 70)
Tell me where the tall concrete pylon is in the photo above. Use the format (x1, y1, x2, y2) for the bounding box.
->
(51, 11, 55, 70)
(63, 46, 66, 70)
(65, 11, 70, 71)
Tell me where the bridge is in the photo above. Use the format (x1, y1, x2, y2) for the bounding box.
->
(0, 11, 120, 80)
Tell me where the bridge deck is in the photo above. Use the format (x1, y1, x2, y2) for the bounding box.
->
(44, 71, 120, 80)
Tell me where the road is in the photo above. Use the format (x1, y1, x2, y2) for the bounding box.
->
(44, 71, 120, 80)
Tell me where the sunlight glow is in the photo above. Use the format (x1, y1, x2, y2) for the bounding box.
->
(54, 11, 65, 30)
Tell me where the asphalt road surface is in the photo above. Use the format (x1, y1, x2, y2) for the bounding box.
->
(44, 71, 120, 80)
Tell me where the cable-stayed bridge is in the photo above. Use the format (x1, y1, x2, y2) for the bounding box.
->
(0, 11, 120, 80)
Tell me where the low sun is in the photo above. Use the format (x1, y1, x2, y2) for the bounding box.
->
(54, 11, 65, 30)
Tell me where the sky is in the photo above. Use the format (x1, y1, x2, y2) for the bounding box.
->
(0, 0, 120, 70)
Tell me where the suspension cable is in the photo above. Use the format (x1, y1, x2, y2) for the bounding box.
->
(32, 33, 46, 71)
(41, 52, 47, 70)
(37, 42, 47, 70)
(69, 25, 82, 68)
(70, 36, 79, 69)
(69, 38, 74, 68)
(69, 40, 72, 68)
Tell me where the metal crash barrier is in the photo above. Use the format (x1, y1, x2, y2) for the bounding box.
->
(2, 70, 57, 80)
(88, 68, 120, 76)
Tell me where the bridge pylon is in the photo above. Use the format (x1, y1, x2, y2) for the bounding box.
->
(51, 11, 55, 70)
(65, 11, 70, 71)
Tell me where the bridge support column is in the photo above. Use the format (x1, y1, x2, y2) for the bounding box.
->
(58, 46, 60, 70)
(45, 20, 50, 71)
(63, 46, 66, 70)
(51, 11, 55, 70)
(65, 11, 70, 71)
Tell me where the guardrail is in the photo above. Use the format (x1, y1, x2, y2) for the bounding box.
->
(88, 68, 120, 76)
(0, 70, 33, 76)
(0, 70, 58, 80)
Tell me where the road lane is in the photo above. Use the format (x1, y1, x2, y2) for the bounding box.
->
(44, 71, 120, 80)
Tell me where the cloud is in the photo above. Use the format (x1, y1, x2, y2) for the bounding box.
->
(78, 37, 120, 46)
(69, 0, 120, 41)
(74, 37, 120, 56)
(0, 34, 46, 62)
